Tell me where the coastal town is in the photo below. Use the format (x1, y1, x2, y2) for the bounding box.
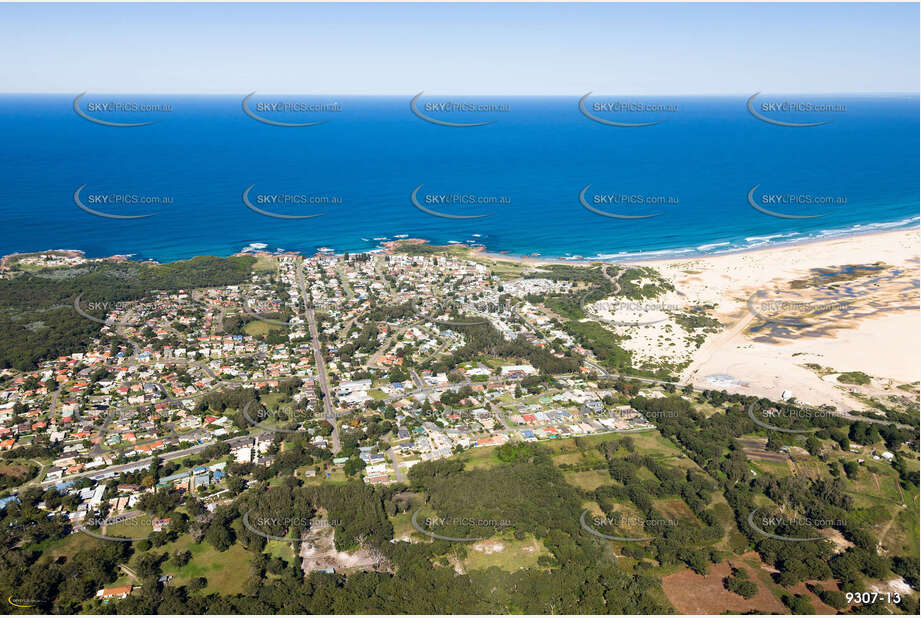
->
(0, 248, 665, 522)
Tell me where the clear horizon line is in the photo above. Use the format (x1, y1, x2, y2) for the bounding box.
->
(2, 90, 919, 97)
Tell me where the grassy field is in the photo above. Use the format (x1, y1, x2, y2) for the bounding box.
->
(264, 539, 296, 564)
(390, 510, 418, 542)
(0, 461, 37, 489)
(461, 534, 549, 572)
(158, 537, 252, 595)
(392, 243, 529, 281)
(478, 258, 530, 281)
(38, 529, 104, 564)
(33, 531, 252, 602)
(634, 466, 660, 483)
(748, 458, 793, 479)
(563, 468, 612, 491)
(252, 256, 278, 273)
(653, 498, 701, 527)
(886, 499, 920, 559)
(244, 320, 283, 337)
(478, 355, 517, 369)
(707, 498, 742, 552)
(455, 445, 506, 471)
(616, 431, 685, 458)
(838, 452, 906, 507)
(105, 517, 154, 540)
(546, 432, 695, 477)
(300, 466, 348, 485)
(552, 451, 585, 466)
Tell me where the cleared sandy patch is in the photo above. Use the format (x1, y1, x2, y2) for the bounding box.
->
(471, 539, 505, 554)
(299, 523, 387, 574)
(587, 288, 717, 368)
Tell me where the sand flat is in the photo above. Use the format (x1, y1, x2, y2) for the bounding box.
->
(632, 229, 919, 408)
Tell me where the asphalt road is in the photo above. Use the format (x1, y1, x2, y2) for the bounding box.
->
(38, 434, 259, 489)
(297, 260, 341, 453)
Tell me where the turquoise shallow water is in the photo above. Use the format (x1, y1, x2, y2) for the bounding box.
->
(0, 94, 917, 262)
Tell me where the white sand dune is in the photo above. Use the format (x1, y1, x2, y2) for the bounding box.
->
(629, 229, 919, 409)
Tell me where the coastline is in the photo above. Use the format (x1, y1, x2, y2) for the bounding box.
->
(472, 225, 919, 267)
(3, 214, 918, 269)
(474, 223, 919, 267)
(0, 248, 138, 271)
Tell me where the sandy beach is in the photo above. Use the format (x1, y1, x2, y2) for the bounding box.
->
(629, 229, 919, 409)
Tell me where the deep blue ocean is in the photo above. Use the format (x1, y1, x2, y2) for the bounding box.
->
(0, 93, 917, 262)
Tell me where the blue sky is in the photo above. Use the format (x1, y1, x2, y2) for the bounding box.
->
(0, 2, 917, 94)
